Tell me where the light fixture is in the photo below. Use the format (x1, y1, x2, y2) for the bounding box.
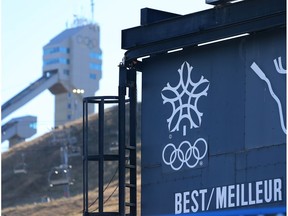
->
(206, 0, 230, 5)
(206, 0, 243, 5)
(198, 33, 249, 47)
(72, 88, 85, 94)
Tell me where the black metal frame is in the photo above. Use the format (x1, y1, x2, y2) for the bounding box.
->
(83, 63, 137, 216)
(118, 63, 137, 216)
(122, 0, 286, 61)
(83, 96, 120, 216)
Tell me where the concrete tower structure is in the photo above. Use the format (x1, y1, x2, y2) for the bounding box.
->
(43, 23, 102, 126)
(1, 22, 102, 146)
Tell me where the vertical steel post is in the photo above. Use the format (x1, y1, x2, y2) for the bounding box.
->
(118, 64, 127, 215)
(98, 99, 105, 213)
(128, 68, 137, 215)
(61, 146, 70, 198)
(83, 99, 89, 215)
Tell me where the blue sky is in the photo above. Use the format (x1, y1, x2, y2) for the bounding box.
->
(1, 0, 211, 150)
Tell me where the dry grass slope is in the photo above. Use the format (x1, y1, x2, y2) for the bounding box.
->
(2, 104, 141, 215)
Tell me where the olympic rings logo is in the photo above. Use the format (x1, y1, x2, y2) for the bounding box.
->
(162, 138, 208, 171)
(76, 35, 97, 49)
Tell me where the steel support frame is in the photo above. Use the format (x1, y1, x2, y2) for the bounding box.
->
(83, 63, 137, 216)
(118, 63, 137, 216)
(121, 0, 286, 61)
(83, 96, 121, 216)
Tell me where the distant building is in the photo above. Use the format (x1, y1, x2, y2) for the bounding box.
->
(43, 23, 102, 126)
(1, 116, 37, 147)
(1, 20, 102, 147)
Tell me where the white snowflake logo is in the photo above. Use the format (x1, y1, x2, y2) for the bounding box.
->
(161, 61, 210, 134)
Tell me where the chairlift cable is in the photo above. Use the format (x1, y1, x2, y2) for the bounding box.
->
(79, 167, 118, 213)
(87, 167, 119, 210)
(91, 185, 119, 213)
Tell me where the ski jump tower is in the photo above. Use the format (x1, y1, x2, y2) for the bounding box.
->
(43, 21, 102, 126)
(2, 20, 102, 147)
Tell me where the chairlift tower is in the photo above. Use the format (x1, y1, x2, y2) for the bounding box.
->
(48, 127, 78, 197)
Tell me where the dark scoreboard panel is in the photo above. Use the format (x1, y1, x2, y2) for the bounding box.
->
(141, 27, 286, 215)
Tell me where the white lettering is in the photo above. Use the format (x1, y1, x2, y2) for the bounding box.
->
(274, 178, 282, 201)
(248, 183, 255, 205)
(255, 181, 263, 204)
(236, 184, 240, 207)
(174, 178, 283, 214)
(191, 190, 199, 213)
(241, 184, 248, 206)
(175, 193, 182, 214)
(228, 185, 235, 207)
(199, 189, 207, 211)
(183, 191, 190, 213)
(264, 180, 272, 202)
(216, 186, 227, 209)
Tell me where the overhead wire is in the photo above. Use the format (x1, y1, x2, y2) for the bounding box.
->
(79, 167, 119, 214)
(88, 167, 119, 210)
(91, 185, 119, 212)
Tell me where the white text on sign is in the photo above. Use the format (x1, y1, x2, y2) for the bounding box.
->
(175, 178, 283, 214)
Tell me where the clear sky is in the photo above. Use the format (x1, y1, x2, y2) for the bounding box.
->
(1, 0, 212, 150)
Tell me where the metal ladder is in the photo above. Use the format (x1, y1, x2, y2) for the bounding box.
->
(83, 63, 137, 216)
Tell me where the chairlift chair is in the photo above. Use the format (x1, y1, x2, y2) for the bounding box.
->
(48, 165, 72, 187)
(109, 141, 119, 151)
(13, 163, 28, 174)
(68, 136, 77, 145)
(68, 145, 81, 157)
(14, 153, 27, 174)
(50, 130, 68, 145)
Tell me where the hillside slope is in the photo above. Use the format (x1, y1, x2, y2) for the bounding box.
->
(2, 150, 141, 216)
(2, 104, 141, 214)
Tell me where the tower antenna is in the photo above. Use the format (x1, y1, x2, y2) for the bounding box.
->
(91, 0, 94, 22)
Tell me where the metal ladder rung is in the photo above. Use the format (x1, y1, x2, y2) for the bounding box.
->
(125, 202, 136, 207)
(125, 183, 136, 188)
(125, 145, 136, 150)
(85, 212, 120, 216)
(125, 164, 136, 169)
